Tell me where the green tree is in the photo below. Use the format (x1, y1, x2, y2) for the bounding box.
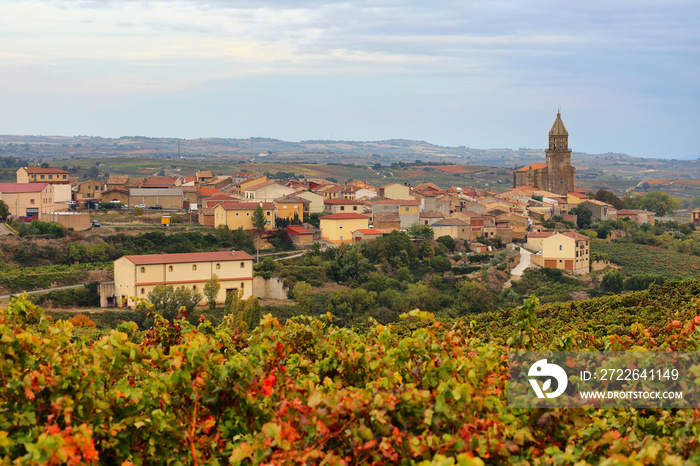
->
(252, 205, 267, 263)
(147, 285, 202, 321)
(204, 274, 220, 310)
(639, 191, 678, 217)
(601, 270, 625, 294)
(594, 189, 624, 210)
(0, 200, 9, 220)
(457, 280, 493, 314)
(570, 205, 593, 229)
(222, 289, 262, 331)
(436, 235, 456, 252)
(407, 224, 434, 240)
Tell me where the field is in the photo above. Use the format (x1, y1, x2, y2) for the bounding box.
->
(591, 240, 700, 279)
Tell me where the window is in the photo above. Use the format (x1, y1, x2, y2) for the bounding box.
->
(236, 212, 239, 217)
(168, 266, 173, 272)
(216, 263, 221, 269)
(246, 212, 250, 216)
(283, 205, 287, 209)
(241, 282, 245, 289)
(193, 285, 197, 290)
(339, 224, 343, 229)
(141, 288, 145, 294)
(240, 262, 245, 268)
(192, 264, 197, 271)
(559, 245, 562, 251)
(266, 211, 270, 216)
(30, 199, 35, 204)
(141, 267, 145, 273)
(353, 206, 358, 211)
(63, 175, 67, 179)
(40, 175, 45, 179)
(340, 206, 345, 211)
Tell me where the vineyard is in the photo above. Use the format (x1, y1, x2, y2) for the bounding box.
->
(591, 240, 700, 280)
(1, 279, 700, 464)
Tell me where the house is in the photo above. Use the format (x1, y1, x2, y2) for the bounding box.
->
(616, 209, 655, 226)
(0, 183, 55, 220)
(198, 208, 215, 227)
(581, 199, 612, 221)
(105, 175, 144, 191)
(101, 188, 130, 205)
(371, 199, 420, 228)
(274, 195, 310, 221)
(378, 183, 414, 200)
(315, 184, 345, 200)
(129, 188, 184, 209)
(567, 191, 589, 205)
(74, 180, 103, 201)
(231, 175, 268, 195)
(319, 213, 370, 244)
(418, 211, 446, 225)
(243, 181, 295, 202)
(213, 201, 276, 230)
(469, 243, 488, 253)
(17, 166, 70, 185)
(287, 225, 314, 244)
(352, 228, 386, 243)
(372, 212, 400, 230)
(453, 211, 485, 241)
(141, 176, 178, 189)
(532, 232, 590, 275)
(692, 208, 700, 227)
(294, 191, 325, 214)
(324, 198, 365, 215)
(526, 231, 555, 251)
(430, 217, 469, 241)
(113, 250, 255, 308)
(203, 192, 242, 209)
(196, 171, 214, 184)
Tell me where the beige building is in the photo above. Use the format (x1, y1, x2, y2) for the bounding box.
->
(243, 181, 295, 202)
(430, 217, 469, 241)
(232, 175, 268, 196)
(113, 250, 255, 308)
(616, 209, 655, 226)
(17, 166, 70, 184)
(0, 183, 55, 219)
(324, 198, 365, 214)
(213, 201, 276, 230)
(319, 213, 370, 244)
(295, 190, 325, 213)
(378, 183, 414, 200)
(532, 231, 590, 275)
(129, 188, 184, 209)
(74, 180, 103, 201)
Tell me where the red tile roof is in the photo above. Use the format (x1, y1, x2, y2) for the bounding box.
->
(197, 187, 221, 196)
(516, 163, 547, 172)
(372, 199, 421, 205)
(0, 182, 50, 193)
(320, 213, 369, 220)
(287, 225, 313, 235)
(123, 250, 253, 265)
(355, 229, 384, 235)
(560, 232, 590, 241)
(142, 176, 176, 188)
(21, 166, 70, 175)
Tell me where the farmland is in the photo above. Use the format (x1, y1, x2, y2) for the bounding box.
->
(591, 240, 700, 280)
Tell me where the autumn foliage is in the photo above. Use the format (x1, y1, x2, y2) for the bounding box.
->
(1, 282, 700, 464)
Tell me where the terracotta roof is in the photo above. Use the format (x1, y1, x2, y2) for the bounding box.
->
(432, 218, 468, 226)
(560, 232, 590, 242)
(355, 229, 385, 235)
(527, 232, 555, 238)
(0, 182, 50, 193)
(245, 180, 280, 191)
(583, 199, 610, 206)
(516, 164, 547, 173)
(214, 201, 275, 210)
(274, 195, 310, 204)
(21, 166, 70, 175)
(106, 174, 130, 185)
(324, 198, 364, 205)
(617, 209, 652, 215)
(419, 211, 445, 218)
(123, 250, 253, 265)
(287, 225, 313, 235)
(320, 213, 370, 220)
(568, 192, 588, 199)
(196, 170, 213, 178)
(198, 187, 221, 196)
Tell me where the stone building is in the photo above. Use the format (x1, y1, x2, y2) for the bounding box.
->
(513, 112, 576, 196)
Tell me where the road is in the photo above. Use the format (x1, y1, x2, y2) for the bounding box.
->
(510, 247, 532, 277)
(0, 222, 14, 236)
(0, 284, 85, 301)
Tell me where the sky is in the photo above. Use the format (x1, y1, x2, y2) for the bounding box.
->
(1, 0, 698, 159)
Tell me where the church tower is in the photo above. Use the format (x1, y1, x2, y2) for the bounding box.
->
(545, 112, 575, 195)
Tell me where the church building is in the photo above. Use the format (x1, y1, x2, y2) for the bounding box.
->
(513, 112, 576, 196)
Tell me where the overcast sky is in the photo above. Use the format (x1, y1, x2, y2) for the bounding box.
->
(1, 0, 698, 158)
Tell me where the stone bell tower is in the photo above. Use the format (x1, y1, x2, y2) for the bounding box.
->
(545, 112, 575, 195)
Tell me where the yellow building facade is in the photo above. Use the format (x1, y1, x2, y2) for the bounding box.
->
(113, 250, 255, 307)
(0, 183, 55, 219)
(319, 213, 370, 244)
(213, 201, 276, 230)
(538, 232, 589, 275)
